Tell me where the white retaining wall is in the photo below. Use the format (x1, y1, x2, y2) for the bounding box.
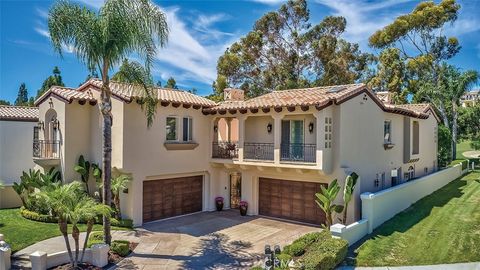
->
(30, 244, 109, 270)
(331, 164, 465, 245)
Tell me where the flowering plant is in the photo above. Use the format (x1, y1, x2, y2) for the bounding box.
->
(215, 196, 224, 203)
(239, 201, 248, 207)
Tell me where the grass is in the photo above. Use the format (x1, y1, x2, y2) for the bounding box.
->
(456, 140, 474, 160)
(352, 171, 480, 266)
(0, 208, 129, 253)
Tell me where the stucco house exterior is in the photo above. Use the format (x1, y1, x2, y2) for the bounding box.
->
(460, 90, 479, 107)
(31, 79, 439, 226)
(0, 105, 39, 208)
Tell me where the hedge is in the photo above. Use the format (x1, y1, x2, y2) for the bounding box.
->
(111, 240, 130, 257)
(20, 207, 133, 229)
(275, 230, 347, 270)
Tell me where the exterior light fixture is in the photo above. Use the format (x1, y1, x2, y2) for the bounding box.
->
(264, 244, 281, 269)
(52, 119, 59, 130)
(37, 121, 44, 130)
(308, 122, 314, 133)
(213, 125, 218, 133)
(267, 123, 272, 133)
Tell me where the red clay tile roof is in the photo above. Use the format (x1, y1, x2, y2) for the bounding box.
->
(35, 86, 97, 106)
(0, 105, 39, 121)
(391, 103, 431, 114)
(210, 83, 365, 110)
(81, 79, 216, 107)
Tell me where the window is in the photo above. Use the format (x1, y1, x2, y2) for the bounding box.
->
(166, 117, 177, 141)
(384, 121, 392, 143)
(182, 117, 193, 142)
(33, 126, 40, 141)
(324, 117, 332, 149)
(412, 121, 419, 154)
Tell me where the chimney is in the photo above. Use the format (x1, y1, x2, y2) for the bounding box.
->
(375, 91, 394, 104)
(223, 88, 244, 101)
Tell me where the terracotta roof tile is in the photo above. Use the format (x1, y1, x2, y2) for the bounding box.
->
(210, 83, 365, 110)
(85, 79, 216, 107)
(0, 105, 39, 121)
(35, 86, 96, 106)
(392, 103, 431, 114)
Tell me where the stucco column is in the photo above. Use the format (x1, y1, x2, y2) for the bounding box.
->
(226, 118, 232, 142)
(314, 110, 324, 170)
(237, 116, 246, 162)
(273, 115, 282, 164)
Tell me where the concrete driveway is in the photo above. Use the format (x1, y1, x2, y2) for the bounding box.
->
(112, 210, 320, 270)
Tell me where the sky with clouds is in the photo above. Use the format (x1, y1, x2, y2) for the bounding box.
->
(0, 0, 479, 103)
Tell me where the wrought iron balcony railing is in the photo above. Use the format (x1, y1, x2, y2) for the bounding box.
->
(33, 140, 60, 159)
(212, 141, 238, 159)
(280, 143, 316, 163)
(244, 142, 274, 161)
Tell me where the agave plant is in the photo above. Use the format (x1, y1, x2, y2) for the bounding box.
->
(342, 172, 358, 225)
(315, 179, 344, 229)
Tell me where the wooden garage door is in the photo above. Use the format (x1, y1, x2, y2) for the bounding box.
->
(143, 175, 203, 222)
(259, 178, 326, 225)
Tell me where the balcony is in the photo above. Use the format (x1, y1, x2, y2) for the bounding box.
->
(33, 140, 60, 166)
(281, 143, 316, 163)
(244, 142, 274, 161)
(212, 141, 238, 159)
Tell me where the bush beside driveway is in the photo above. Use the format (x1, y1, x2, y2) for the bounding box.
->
(351, 171, 480, 266)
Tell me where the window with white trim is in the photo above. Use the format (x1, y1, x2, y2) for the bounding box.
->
(182, 117, 193, 142)
(166, 117, 178, 141)
(324, 117, 332, 148)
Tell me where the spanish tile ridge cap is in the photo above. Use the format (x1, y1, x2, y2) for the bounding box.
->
(0, 104, 39, 110)
(34, 85, 81, 106)
(257, 83, 365, 94)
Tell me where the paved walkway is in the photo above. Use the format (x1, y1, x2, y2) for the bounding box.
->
(13, 210, 320, 269)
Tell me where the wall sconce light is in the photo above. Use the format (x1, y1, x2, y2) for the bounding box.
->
(213, 125, 218, 133)
(267, 123, 272, 133)
(308, 122, 314, 133)
(37, 121, 44, 130)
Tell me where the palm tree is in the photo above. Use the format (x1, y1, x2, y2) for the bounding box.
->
(315, 179, 344, 229)
(48, 0, 168, 244)
(110, 169, 132, 219)
(40, 182, 111, 268)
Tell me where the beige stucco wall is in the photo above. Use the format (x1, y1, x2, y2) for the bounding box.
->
(0, 120, 37, 185)
(244, 115, 274, 143)
(0, 186, 22, 209)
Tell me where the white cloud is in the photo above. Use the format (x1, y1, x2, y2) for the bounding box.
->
(152, 7, 237, 84)
(444, 18, 480, 37)
(35, 27, 50, 38)
(315, 0, 413, 44)
(477, 44, 480, 59)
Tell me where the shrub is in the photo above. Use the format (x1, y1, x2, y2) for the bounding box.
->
(461, 160, 468, 170)
(111, 240, 130, 257)
(20, 206, 58, 223)
(301, 237, 348, 270)
(111, 218, 134, 229)
(250, 267, 263, 270)
(283, 231, 330, 257)
(276, 253, 292, 263)
(87, 231, 105, 248)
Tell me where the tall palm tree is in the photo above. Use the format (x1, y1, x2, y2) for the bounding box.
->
(48, 0, 168, 244)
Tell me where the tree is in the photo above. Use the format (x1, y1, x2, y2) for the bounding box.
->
(214, 0, 372, 99)
(188, 88, 197, 95)
(14, 83, 29, 106)
(0, 99, 11, 105)
(37, 66, 65, 99)
(165, 77, 178, 89)
(156, 80, 162, 87)
(458, 104, 480, 140)
(315, 179, 344, 228)
(48, 0, 168, 244)
(342, 172, 358, 225)
(40, 182, 111, 268)
(417, 65, 478, 160)
(110, 167, 132, 219)
(369, 0, 461, 127)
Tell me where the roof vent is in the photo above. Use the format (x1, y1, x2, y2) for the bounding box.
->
(327, 86, 346, 93)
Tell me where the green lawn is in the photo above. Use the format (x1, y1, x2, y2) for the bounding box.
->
(456, 140, 473, 160)
(353, 171, 480, 266)
(0, 208, 129, 253)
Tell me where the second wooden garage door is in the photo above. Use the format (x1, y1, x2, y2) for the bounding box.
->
(259, 178, 326, 225)
(143, 175, 203, 223)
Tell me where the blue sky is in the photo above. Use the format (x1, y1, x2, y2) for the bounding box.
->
(0, 0, 479, 103)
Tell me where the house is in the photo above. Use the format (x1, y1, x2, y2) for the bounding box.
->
(460, 90, 479, 107)
(31, 79, 439, 226)
(0, 105, 39, 208)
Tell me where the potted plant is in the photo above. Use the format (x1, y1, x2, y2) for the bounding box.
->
(215, 196, 224, 211)
(239, 201, 248, 216)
